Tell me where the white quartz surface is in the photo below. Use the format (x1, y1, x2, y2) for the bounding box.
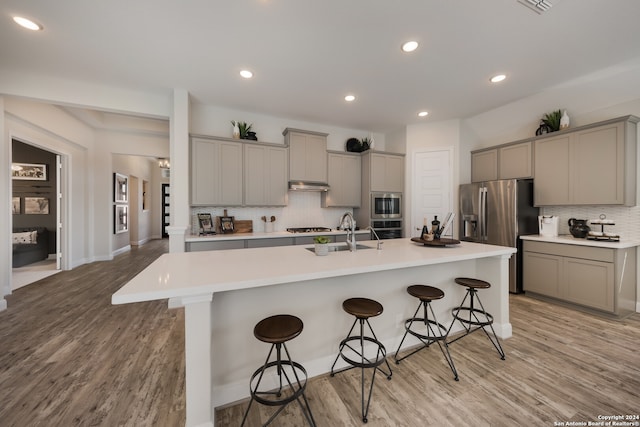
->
(112, 238, 516, 304)
(520, 234, 640, 249)
(184, 228, 370, 242)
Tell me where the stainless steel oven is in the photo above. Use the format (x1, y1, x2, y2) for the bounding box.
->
(371, 220, 403, 239)
(371, 193, 402, 219)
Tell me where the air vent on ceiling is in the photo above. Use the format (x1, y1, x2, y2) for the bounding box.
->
(518, 0, 557, 14)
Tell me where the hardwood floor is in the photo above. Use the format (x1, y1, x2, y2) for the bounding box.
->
(1, 240, 639, 426)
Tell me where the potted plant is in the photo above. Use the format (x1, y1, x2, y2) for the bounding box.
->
(541, 110, 562, 132)
(231, 121, 254, 140)
(313, 236, 331, 256)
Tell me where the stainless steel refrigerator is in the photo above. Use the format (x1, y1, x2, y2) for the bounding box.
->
(459, 179, 539, 293)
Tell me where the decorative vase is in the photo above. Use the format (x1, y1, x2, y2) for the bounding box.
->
(232, 122, 240, 139)
(560, 110, 570, 130)
(315, 243, 329, 256)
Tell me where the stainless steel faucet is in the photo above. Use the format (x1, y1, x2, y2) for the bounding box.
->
(339, 212, 357, 252)
(367, 226, 383, 250)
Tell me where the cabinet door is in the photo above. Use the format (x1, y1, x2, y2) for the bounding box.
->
(324, 153, 361, 207)
(191, 139, 243, 206)
(499, 142, 532, 179)
(191, 138, 218, 205)
(471, 149, 498, 183)
(523, 251, 562, 297)
(244, 145, 287, 206)
(564, 257, 614, 312)
(288, 132, 327, 183)
(571, 122, 624, 205)
(534, 134, 571, 205)
(370, 154, 404, 192)
(218, 142, 243, 205)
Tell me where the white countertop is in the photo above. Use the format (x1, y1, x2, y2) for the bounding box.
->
(185, 228, 370, 242)
(112, 238, 516, 305)
(520, 234, 640, 249)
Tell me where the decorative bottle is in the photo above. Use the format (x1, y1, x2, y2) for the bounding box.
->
(560, 110, 570, 130)
(421, 218, 430, 240)
(232, 121, 240, 139)
(431, 216, 440, 234)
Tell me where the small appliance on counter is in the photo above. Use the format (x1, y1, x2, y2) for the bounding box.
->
(587, 214, 620, 241)
(568, 218, 590, 238)
(538, 215, 559, 237)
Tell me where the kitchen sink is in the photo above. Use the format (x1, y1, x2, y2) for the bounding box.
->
(306, 244, 374, 253)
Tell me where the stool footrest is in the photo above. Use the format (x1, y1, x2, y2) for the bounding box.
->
(337, 336, 388, 369)
(404, 317, 449, 342)
(451, 307, 494, 327)
(249, 360, 308, 407)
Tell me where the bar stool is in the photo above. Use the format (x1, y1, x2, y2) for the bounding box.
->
(330, 297, 392, 423)
(447, 277, 505, 360)
(393, 284, 459, 381)
(241, 314, 316, 427)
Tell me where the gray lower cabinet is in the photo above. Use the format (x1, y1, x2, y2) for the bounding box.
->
(186, 240, 245, 251)
(246, 237, 295, 248)
(523, 240, 636, 316)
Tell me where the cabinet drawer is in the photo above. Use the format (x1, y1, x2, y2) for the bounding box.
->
(246, 237, 295, 248)
(523, 241, 613, 262)
(186, 240, 245, 251)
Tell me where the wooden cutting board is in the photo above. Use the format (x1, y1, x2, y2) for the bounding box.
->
(234, 220, 253, 233)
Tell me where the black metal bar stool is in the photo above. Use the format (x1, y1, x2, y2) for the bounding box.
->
(241, 314, 316, 427)
(446, 277, 505, 360)
(393, 284, 459, 381)
(330, 297, 392, 423)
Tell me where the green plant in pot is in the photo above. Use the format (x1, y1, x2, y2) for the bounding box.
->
(541, 110, 562, 132)
(313, 236, 331, 256)
(230, 121, 254, 139)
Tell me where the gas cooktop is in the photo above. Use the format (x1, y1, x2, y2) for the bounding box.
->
(286, 227, 332, 233)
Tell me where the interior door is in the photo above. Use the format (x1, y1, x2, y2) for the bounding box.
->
(411, 149, 452, 238)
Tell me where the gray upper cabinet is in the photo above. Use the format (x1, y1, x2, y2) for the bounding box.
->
(364, 152, 404, 193)
(499, 141, 532, 179)
(471, 149, 498, 182)
(191, 137, 243, 206)
(244, 144, 288, 206)
(471, 141, 533, 183)
(322, 152, 361, 207)
(284, 128, 328, 184)
(534, 116, 638, 206)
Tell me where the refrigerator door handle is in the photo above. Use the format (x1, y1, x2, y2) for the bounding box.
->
(480, 187, 488, 241)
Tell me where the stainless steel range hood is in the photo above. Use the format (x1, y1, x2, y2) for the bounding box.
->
(288, 181, 330, 192)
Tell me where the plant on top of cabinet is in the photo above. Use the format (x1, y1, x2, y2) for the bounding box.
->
(231, 121, 256, 140)
(541, 109, 562, 132)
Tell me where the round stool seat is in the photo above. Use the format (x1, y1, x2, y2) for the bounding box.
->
(454, 277, 491, 289)
(254, 314, 303, 344)
(342, 297, 383, 319)
(407, 284, 444, 301)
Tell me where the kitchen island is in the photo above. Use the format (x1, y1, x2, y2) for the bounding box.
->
(112, 238, 515, 427)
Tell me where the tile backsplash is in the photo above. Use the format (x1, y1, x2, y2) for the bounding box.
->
(542, 205, 640, 241)
(191, 192, 353, 234)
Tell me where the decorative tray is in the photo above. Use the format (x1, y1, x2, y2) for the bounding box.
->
(411, 237, 460, 247)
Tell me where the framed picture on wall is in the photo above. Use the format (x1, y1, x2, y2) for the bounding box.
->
(114, 205, 128, 234)
(24, 197, 49, 215)
(114, 172, 128, 203)
(12, 197, 20, 214)
(12, 163, 47, 181)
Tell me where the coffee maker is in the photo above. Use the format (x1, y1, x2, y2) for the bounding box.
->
(538, 215, 559, 237)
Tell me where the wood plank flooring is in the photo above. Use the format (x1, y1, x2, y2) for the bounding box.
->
(1, 239, 639, 426)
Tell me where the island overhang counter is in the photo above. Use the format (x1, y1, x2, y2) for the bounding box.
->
(112, 238, 516, 427)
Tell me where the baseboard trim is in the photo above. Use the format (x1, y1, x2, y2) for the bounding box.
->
(112, 245, 131, 257)
(0, 298, 7, 311)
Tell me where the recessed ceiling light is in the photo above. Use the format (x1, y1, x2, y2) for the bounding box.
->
(240, 70, 253, 79)
(401, 41, 419, 53)
(13, 16, 42, 31)
(418, 111, 429, 117)
(490, 74, 507, 83)
(344, 95, 356, 102)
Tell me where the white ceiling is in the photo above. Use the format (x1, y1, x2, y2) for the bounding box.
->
(3, 0, 640, 133)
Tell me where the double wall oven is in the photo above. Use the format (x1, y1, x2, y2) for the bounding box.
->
(369, 192, 403, 239)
